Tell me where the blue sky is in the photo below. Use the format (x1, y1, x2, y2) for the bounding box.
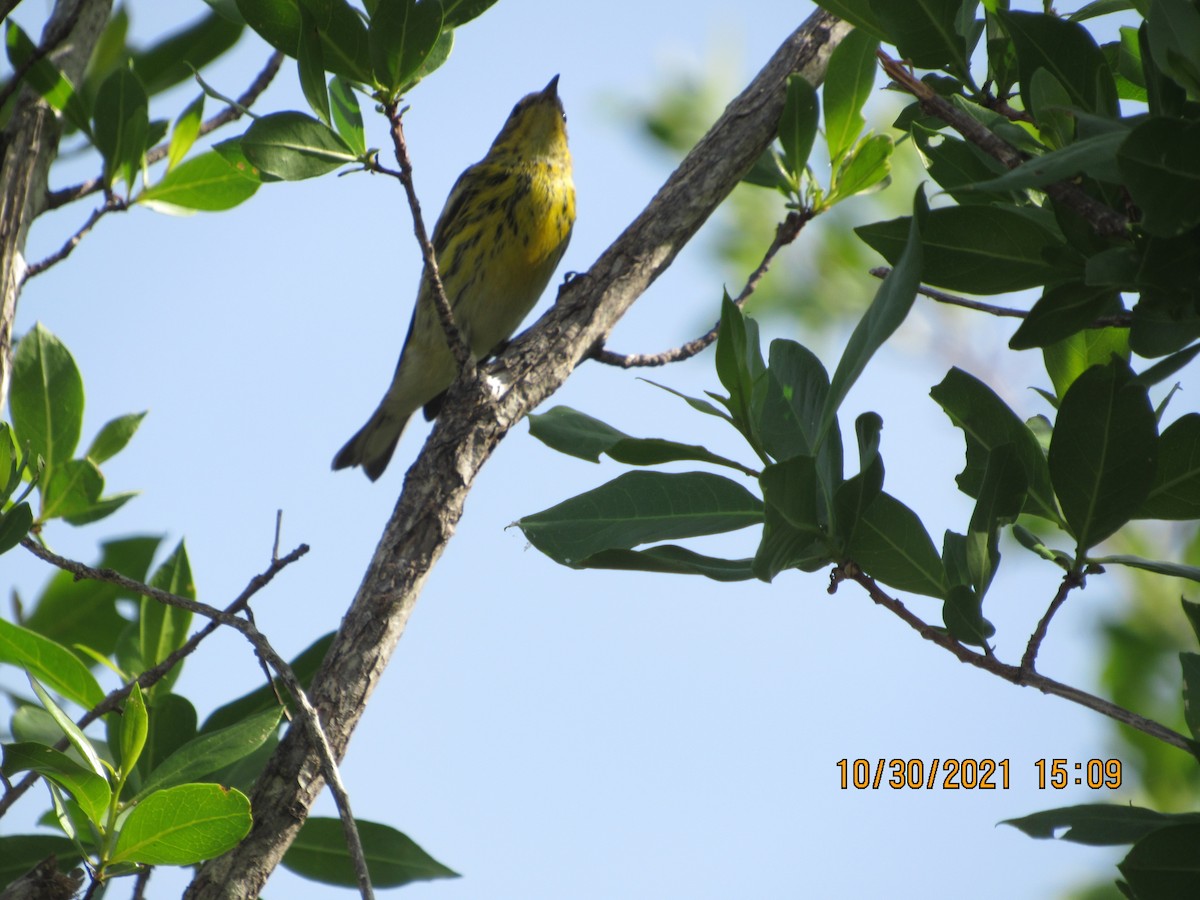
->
(4, 2, 1149, 897)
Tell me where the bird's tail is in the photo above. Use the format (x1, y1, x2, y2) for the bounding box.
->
(331, 405, 409, 481)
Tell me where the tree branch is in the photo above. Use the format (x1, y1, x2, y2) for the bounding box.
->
(591, 208, 812, 368)
(382, 101, 473, 371)
(877, 51, 1129, 240)
(1020, 569, 1085, 675)
(836, 564, 1197, 756)
(0, 0, 112, 416)
(22, 194, 128, 282)
(867, 267, 1134, 327)
(18, 540, 375, 899)
(184, 11, 851, 898)
(0, 541, 310, 821)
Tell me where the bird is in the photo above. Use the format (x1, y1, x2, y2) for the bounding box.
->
(333, 76, 575, 480)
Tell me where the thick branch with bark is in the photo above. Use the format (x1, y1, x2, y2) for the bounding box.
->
(0, 0, 112, 416)
(184, 11, 850, 898)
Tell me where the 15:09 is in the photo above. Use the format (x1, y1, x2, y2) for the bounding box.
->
(1035, 758, 1122, 789)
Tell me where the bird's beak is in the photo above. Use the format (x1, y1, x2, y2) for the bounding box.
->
(542, 74, 560, 98)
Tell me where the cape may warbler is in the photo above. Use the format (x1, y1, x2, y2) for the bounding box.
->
(333, 75, 575, 480)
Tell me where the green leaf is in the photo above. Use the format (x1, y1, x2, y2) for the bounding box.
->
(566, 546, 757, 582)
(930, 367, 1059, 522)
(871, 0, 978, 80)
(998, 9, 1118, 116)
(441, 0, 499, 27)
(761, 455, 823, 535)
(140, 541, 195, 698)
(1185, 597, 1200, 647)
(1004, 804, 1200, 845)
(910, 123, 1010, 203)
(527, 406, 752, 474)
(1011, 523, 1074, 569)
(1, 742, 112, 826)
(40, 458, 103, 521)
(814, 1, 888, 39)
(240, 111, 357, 179)
(964, 131, 1126, 193)
(0, 619, 105, 709)
(846, 491, 947, 599)
(4, 21, 91, 134)
(298, 5, 332, 127)
(236, 0, 371, 82)
(828, 133, 894, 204)
(966, 442, 1027, 598)
(1120, 823, 1200, 898)
(1145, 0, 1200, 96)
(779, 74, 818, 180)
(110, 783, 251, 865)
(1090, 554, 1200, 582)
(330, 75, 366, 156)
(1118, 117, 1200, 238)
(856, 205, 1075, 294)
(1139, 414, 1200, 519)
(120, 684, 150, 776)
(640, 379, 733, 424)
(10, 324, 84, 468)
(752, 503, 831, 582)
(715, 293, 768, 449)
(1182, 652, 1200, 740)
(823, 185, 926, 446)
(136, 693, 199, 781)
(758, 339, 834, 462)
(283, 817, 458, 887)
(369, 0, 445, 94)
(824, 27, 879, 164)
(517, 471, 764, 566)
(1043, 326, 1129, 397)
(93, 67, 150, 190)
(28, 675, 106, 777)
(86, 411, 147, 464)
(1135, 343, 1200, 389)
(1029, 67, 1076, 149)
(139, 150, 261, 214)
(943, 583, 994, 646)
(0, 502, 33, 555)
(1049, 359, 1157, 551)
(131, 12, 244, 97)
(1010, 283, 1121, 350)
(136, 707, 282, 799)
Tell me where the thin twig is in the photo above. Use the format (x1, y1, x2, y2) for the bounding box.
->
(44, 51, 286, 211)
(869, 267, 1028, 317)
(869, 267, 1134, 327)
(0, 0, 87, 113)
(877, 51, 1129, 239)
(835, 563, 1197, 756)
(22, 538, 375, 900)
(381, 101, 473, 373)
(591, 209, 812, 368)
(22, 195, 128, 282)
(1020, 569, 1085, 674)
(979, 90, 1035, 124)
(130, 865, 151, 900)
(0, 543, 309, 820)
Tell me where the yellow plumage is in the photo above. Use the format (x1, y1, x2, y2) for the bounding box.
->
(333, 76, 575, 480)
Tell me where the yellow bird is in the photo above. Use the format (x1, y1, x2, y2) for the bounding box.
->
(333, 76, 575, 480)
